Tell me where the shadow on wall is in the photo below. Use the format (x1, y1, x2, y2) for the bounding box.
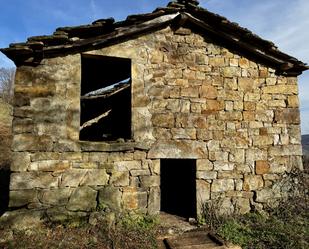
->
(0, 168, 10, 215)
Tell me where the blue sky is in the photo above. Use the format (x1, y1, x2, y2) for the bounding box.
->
(0, 0, 308, 133)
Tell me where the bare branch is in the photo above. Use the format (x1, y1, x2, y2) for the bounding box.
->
(0, 67, 15, 104)
(81, 83, 130, 100)
(80, 110, 111, 131)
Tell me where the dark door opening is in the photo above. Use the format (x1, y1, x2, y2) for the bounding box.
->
(160, 159, 196, 218)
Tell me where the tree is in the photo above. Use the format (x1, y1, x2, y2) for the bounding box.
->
(0, 67, 15, 103)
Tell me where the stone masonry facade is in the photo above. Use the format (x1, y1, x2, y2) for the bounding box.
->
(9, 26, 303, 219)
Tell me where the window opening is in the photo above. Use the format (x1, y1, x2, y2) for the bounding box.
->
(80, 55, 131, 141)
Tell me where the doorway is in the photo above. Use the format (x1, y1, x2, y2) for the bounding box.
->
(160, 159, 196, 218)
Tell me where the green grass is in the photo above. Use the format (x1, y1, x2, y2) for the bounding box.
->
(206, 198, 309, 249)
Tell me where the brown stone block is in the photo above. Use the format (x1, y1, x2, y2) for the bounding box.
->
(29, 160, 70, 172)
(263, 85, 298, 94)
(259, 128, 268, 136)
(222, 67, 241, 77)
(259, 68, 268, 78)
(200, 85, 218, 99)
(209, 57, 225, 67)
(152, 113, 175, 128)
(206, 100, 224, 111)
(244, 102, 256, 111)
(255, 160, 270, 174)
(219, 111, 242, 121)
(238, 78, 260, 92)
(243, 175, 264, 191)
(252, 135, 273, 147)
(15, 84, 56, 97)
(122, 187, 138, 210)
(197, 159, 213, 171)
(287, 95, 299, 108)
(274, 108, 300, 124)
(239, 58, 250, 68)
(243, 111, 255, 121)
(223, 90, 244, 101)
(181, 86, 199, 98)
(148, 140, 207, 159)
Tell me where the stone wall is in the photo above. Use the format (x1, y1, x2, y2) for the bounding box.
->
(9, 26, 303, 219)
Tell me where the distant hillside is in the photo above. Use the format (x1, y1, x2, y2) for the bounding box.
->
(302, 135, 309, 157)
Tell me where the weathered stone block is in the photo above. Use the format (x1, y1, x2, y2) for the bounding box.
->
(148, 140, 207, 159)
(197, 159, 213, 171)
(11, 152, 30, 172)
(200, 85, 218, 99)
(255, 161, 270, 174)
(140, 176, 160, 187)
(29, 160, 70, 172)
(255, 188, 280, 203)
(109, 171, 130, 186)
(10, 172, 58, 190)
(98, 186, 122, 211)
(114, 161, 142, 171)
(9, 190, 37, 207)
(38, 188, 72, 205)
(151, 113, 175, 128)
(12, 134, 53, 152)
(149, 160, 160, 175)
(148, 187, 160, 214)
(122, 187, 138, 210)
(274, 109, 300, 124)
(252, 135, 273, 146)
(171, 128, 196, 139)
(60, 169, 86, 187)
(130, 169, 150, 177)
(0, 210, 44, 230)
(243, 175, 264, 191)
(268, 145, 302, 156)
(196, 180, 210, 213)
(81, 169, 109, 186)
(263, 85, 298, 94)
(235, 198, 251, 214)
(214, 161, 234, 171)
(287, 95, 299, 107)
(212, 179, 234, 192)
(197, 171, 217, 180)
(66, 186, 97, 212)
(217, 172, 243, 179)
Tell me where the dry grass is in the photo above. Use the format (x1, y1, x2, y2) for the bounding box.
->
(0, 215, 160, 249)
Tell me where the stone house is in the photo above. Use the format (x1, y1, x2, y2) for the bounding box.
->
(1, 0, 308, 221)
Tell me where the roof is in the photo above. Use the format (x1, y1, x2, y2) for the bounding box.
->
(1, 0, 308, 76)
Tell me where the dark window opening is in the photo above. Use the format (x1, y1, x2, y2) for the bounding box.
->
(160, 159, 197, 218)
(80, 54, 131, 141)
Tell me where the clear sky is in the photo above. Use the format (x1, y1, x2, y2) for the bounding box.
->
(0, 0, 308, 133)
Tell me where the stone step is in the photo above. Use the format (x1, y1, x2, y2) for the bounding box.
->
(160, 229, 241, 249)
